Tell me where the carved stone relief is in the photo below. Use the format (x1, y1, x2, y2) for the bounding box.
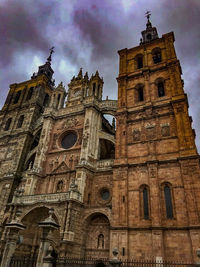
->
(82, 132, 89, 148)
(52, 133, 59, 149)
(133, 129, 140, 141)
(59, 118, 80, 130)
(145, 124, 156, 140)
(161, 124, 170, 137)
(69, 155, 73, 169)
(85, 119, 89, 129)
(148, 164, 157, 178)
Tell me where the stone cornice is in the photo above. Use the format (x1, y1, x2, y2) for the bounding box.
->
(110, 225, 200, 231)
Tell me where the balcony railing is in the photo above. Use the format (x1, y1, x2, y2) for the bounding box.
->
(13, 191, 81, 205)
(97, 159, 114, 169)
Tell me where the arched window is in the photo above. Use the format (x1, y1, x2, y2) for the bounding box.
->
(87, 193, 91, 204)
(56, 180, 63, 192)
(157, 81, 165, 97)
(135, 54, 143, 69)
(13, 91, 21, 104)
(143, 187, 149, 219)
(138, 86, 144, 101)
(93, 83, 96, 95)
(147, 33, 152, 41)
(140, 185, 150, 220)
(98, 84, 101, 98)
(57, 94, 61, 102)
(25, 153, 36, 170)
(26, 87, 34, 101)
(164, 184, 173, 219)
(17, 115, 24, 128)
(56, 94, 61, 109)
(152, 48, 162, 64)
(30, 129, 41, 150)
(5, 118, 12, 131)
(43, 94, 50, 107)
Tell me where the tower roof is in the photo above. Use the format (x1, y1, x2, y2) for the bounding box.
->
(31, 47, 55, 86)
(140, 11, 159, 44)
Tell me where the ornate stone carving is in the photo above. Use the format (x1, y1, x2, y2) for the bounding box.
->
(69, 155, 73, 169)
(52, 133, 59, 149)
(75, 156, 79, 166)
(85, 119, 89, 129)
(148, 164, 157, 178)
(61, 118, 79, 129)
(161, 124, 170, 137)
(133, 129, 140, 141)
(145, 124, 156, 140)
(82, 132, 89, 148)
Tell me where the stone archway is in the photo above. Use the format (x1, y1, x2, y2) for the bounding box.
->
(13, 207, 60, 257)
(84, 213, 110, 259)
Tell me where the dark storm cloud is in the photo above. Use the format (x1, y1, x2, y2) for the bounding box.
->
(0, 1, 51, 66)
(0, 0, 200, 149)
(72, 0, 122, 61)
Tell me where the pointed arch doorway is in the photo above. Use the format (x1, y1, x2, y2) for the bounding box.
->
(84, 213, 110, 259)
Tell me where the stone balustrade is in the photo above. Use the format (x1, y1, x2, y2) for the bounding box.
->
(100, 100, 117, 109)
(13, 191, 81, 205)
(97, 159, 114, 169)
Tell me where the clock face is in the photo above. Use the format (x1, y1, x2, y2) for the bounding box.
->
(74, 88, 81, 97)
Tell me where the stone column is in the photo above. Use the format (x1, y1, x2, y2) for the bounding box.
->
(0, 210, 26, 267)
(36, 208, 60, 267)
(42, 245, 54, 267)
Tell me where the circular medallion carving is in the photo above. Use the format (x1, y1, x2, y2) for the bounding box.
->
(61, 132, 77, 149)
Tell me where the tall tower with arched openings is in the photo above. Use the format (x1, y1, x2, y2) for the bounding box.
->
(112, 13, 200, 261)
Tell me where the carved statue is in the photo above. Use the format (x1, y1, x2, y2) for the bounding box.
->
(56, 181, 63, 192)
(98, 234, 104, 249)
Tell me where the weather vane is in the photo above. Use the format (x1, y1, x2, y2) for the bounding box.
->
(145, 11, 151, 20)
(47, 46, 55, 63)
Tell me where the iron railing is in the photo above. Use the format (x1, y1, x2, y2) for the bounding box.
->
(55, 258, 196, 267)
(56, 257, 110, 267)
(9, 256, 37, 267)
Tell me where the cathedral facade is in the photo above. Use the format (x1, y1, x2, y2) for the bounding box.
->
(0, 17, 200, 263)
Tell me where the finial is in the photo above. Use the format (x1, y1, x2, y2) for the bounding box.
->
(84, 72, 89, 80)
(145, 11, 151, 21)
(77, 68, 83, 78)
(145, 11, 152, 29)
(47, 46, 55, 63)
(95, 70, 99, 77)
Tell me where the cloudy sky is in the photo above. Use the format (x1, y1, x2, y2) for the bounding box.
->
(0, 0, 200, 150)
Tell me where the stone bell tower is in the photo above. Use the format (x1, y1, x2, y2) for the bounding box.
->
(0, 48, 55, 223)
(111, 13, 200, 261)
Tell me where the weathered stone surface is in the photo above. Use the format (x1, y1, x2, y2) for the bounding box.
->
(0, 21, 200, 264)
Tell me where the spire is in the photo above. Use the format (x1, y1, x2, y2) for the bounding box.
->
(77, 68, 83, 79)
(56, 81, 65, 92)
(140, 11, 158, 44)
(32, 47, 55, 85)
(47, 47, 55, 64)
(145, 11, 152, 29)
(84, 72, 89, 81)
(95, 70, 99, 77)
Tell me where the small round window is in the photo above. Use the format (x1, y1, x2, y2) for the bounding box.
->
(61, 132, 77, 149)
(100, 189, 110, 200)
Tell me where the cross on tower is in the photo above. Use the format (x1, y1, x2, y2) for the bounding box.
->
(47, 46, 55, 63)
(145, 11, 151, 20)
